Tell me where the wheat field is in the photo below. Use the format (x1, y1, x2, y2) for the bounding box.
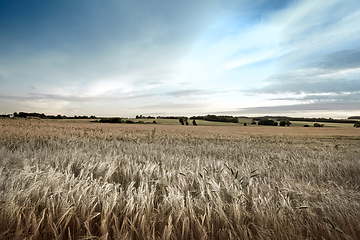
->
(0, 119, 359, 239)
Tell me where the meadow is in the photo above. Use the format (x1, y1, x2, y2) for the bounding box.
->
(0, 119, 359, 239)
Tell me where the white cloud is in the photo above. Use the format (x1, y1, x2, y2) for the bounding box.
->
(224, 50, 279, 70)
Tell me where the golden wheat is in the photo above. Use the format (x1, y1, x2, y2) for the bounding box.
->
(0, 119, 359, 239)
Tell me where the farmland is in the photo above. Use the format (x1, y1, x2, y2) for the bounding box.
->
(1, 118, 359, 239)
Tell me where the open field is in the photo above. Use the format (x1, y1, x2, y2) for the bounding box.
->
(126, 118, 245, 126)
(289, 121, 355, 128)
(98, 117, 356, 128)
(1, 119, 360, 239)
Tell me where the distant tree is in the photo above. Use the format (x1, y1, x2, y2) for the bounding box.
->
(203, 115, 238, 123)
(153, 120, 157, 124)
(18, 112, 28, 118)
(314, 123, 324, 127)
(112, 118, 123, 123)
(280, 120, 292, 127)
(354, 121, 360, 128)
(348, 116, 360, 120)
(190, 116, 204, 120)
(192, 119, 197, 126)
(243, 123, 247, 126)
(258, 119, 276, 126)
(303, 124, 310, 127)
(178, 117, 188, 125)
(99, 118, 123, 123)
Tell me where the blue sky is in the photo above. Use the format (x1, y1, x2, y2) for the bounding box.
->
(0, 0, 359, 118)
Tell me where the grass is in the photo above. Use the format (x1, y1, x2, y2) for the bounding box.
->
(129, 118, 244, 126)
(109, 118, 356, 128)
(0, 118, 359, 239)
(45, 116, 355, 128)
(290, 121, 355, 128)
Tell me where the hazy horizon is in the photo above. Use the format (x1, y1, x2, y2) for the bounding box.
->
(1, 0, 360, 118)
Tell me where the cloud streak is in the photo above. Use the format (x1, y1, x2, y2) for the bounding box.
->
(238, 101, 360, 115)
(163, 90, 206, 97)
(0, 92, 157, 103)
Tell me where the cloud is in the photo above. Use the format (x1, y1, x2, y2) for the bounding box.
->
(245, 45, 360, 94)
(271, 92, 360, 102)
(236, 89, 360, 117)
(137, 102, 210, 116)
(0, 1, 231, 93)
(250, 78, 360, 94)
(163, 89, 206, 97)
(0, 92, 156, 103)
(140, 102, 207, 110)
(271, 0, 360, 64)
(309, 49, 360, 70)
(238, 101, 360, 115)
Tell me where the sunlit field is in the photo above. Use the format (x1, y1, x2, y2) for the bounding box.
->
(1, 119, 359, 239)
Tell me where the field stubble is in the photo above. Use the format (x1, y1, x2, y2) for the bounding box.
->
(0, 119, 359, 239)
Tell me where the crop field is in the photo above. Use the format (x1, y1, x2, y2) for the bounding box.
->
(126, 118, 356, 128)
(1, 119, 359, 239)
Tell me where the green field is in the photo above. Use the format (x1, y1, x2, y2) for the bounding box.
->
(130, 118, 356, 128)
(289, 121, 355, 128)
(134, 118, 247, 126)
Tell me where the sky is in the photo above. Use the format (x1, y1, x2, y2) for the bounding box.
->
(0, 0, 359, 118)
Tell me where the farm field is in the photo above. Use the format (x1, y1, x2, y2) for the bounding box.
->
(289, 121, 355, 128)
(111, 117, 357, 128)
(1, 119, 359, 239)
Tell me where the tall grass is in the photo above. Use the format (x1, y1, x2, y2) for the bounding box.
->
(0, 119, 359, 239)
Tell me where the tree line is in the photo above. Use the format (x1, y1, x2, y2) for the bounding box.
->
(3, 112, 97, 119)
(190, 115, 239, 123)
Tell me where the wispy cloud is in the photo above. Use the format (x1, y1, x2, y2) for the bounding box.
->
(163, 89, 206, 97)
(0, 92, 156, 103)
(250, 77, 360, 94)
(307, 49, 360, 70)
(238, 101, 360, 114)
(140, 102, 207, 110)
